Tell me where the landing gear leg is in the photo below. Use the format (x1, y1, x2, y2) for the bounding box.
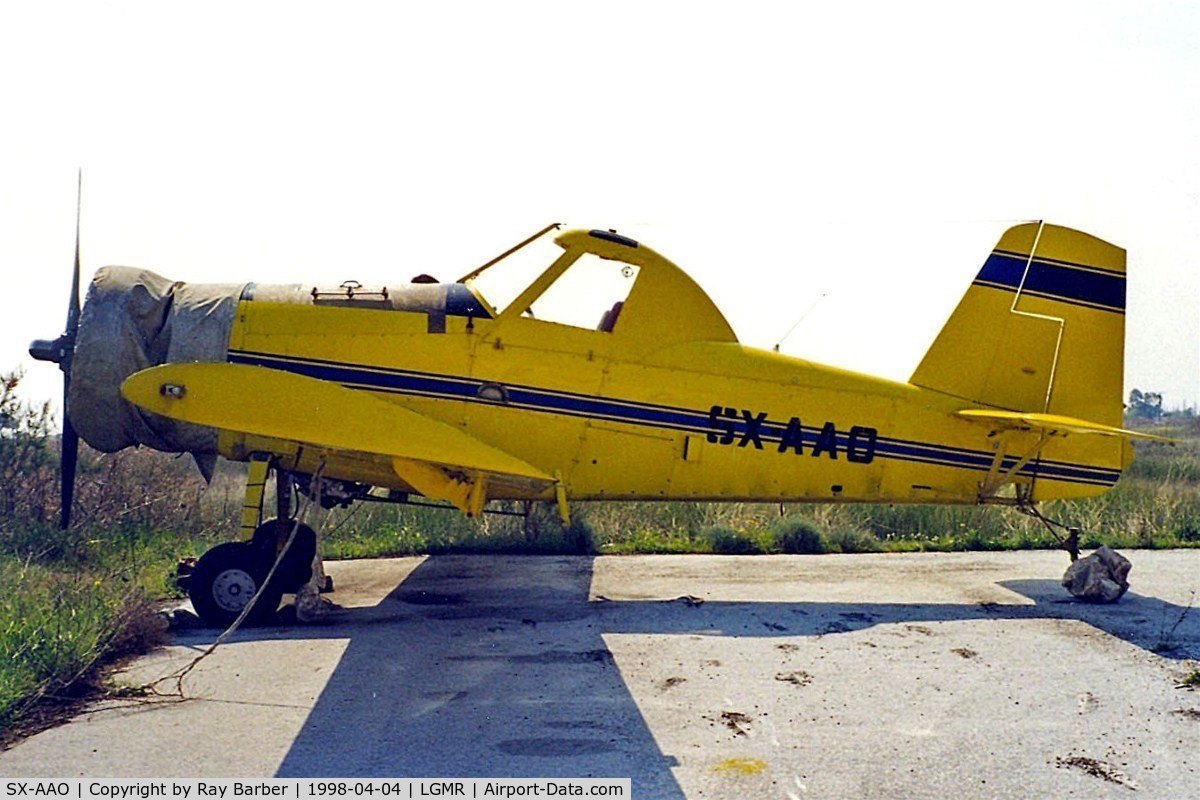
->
(249, 465, 318, 594)
(1018, 502, 1082, 561)
(1063, 527, 1081, 563)
(183, 457, 324, 628)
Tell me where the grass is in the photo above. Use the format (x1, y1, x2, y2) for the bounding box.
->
(1179, 667, 1200, 690)
(0, 557, 168, 740)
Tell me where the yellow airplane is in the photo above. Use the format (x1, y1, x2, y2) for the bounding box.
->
(31, 211, 1166, 626)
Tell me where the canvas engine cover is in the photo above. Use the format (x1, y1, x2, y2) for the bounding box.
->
(68, 266, 245, 457)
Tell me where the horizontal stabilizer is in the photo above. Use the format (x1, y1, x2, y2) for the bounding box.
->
(121, 363, 556, 482)
(957, 409, 1176, 444)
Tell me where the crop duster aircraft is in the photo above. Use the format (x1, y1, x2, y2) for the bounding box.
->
(30, 208, 1167, 626)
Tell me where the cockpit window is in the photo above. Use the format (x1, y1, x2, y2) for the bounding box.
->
(527, 253, 639, 330)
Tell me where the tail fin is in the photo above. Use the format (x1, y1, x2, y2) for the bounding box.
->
(911, 222, 1126, 427)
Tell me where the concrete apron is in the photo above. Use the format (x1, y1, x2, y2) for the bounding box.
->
(2, 551, 1198, 799)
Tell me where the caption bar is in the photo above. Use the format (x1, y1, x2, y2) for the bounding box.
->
(2, 781, 629, 800)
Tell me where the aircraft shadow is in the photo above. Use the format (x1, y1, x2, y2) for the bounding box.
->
(268, 555, 686, 796)
(172, 556, 1198, 785)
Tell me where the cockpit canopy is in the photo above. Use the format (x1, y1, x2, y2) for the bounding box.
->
(460, 225, 737, 345)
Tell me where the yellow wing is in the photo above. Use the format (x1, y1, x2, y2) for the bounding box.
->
(121, 362, 555, 515)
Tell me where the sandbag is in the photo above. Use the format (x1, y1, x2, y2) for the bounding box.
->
(1061, 545, 1131, 602)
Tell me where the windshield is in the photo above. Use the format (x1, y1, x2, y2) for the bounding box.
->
(464, 230, 566, 316)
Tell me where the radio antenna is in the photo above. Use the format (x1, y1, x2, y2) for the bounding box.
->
(772, 293, 825, 353)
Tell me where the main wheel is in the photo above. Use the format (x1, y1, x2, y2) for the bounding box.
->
(250, 519, 316, 593)
(188, 542, 283, 628)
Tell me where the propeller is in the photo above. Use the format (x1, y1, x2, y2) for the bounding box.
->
(28, 171, 82, 528)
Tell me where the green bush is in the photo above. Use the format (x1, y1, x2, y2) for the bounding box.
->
(0, 371, 57, 528)
(772, 519, 827, 554)
(704, 525, 766, 555)
(827, 526, 881, 554)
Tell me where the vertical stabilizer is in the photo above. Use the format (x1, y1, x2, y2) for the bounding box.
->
(911, 223, 1126, 427)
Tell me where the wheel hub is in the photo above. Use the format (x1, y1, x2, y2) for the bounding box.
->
(211, 568, 258, 612)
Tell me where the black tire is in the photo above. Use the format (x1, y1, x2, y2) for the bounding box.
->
(250, 519, 316, 594)
(188, 542, 283, 628)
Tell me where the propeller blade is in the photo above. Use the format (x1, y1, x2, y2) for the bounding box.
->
(58, 170, 83, 529)
(59, 401, 79, 529)
(67, 170, 82, 336)
(30, 171, 86, 527)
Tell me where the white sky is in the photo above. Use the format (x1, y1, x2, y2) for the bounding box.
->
(2, 1, 1197, 418)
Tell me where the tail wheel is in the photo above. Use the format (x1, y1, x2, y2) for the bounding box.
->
(188, 542, 282, 628)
